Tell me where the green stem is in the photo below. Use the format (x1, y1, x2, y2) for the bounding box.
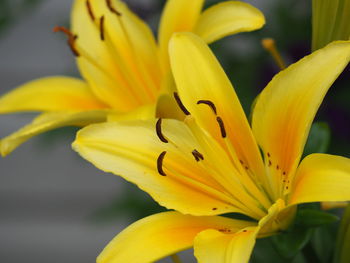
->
(333, 204, 350, 263)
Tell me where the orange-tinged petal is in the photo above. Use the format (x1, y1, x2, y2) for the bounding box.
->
(0, 110, 107, 156)
(194, 226, 259, 263)
(158, 0, 204, 69)
(289, 154, 350, 205)
(194, 1, 265, 44)
(169, 32, 265, 186)
(0, 77, 106, 113)
(73, 119, 261, 217)
(98, 211, 254, 263)
(252, 41, 350, 178)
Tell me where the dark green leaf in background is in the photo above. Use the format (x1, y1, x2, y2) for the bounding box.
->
(303, 122, 331, 157)
(295, 209, 339, 228)
(271, 227, 313, 259)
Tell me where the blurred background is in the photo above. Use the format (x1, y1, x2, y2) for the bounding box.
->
(0, 0, 349, 262)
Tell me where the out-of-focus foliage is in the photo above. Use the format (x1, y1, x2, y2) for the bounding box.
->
(303, 122, 331, 157)
(334, 205, 350, 263)
(0, 0, 43, 37)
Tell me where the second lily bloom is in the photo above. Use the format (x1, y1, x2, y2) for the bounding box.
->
(0, 0, 264, 156)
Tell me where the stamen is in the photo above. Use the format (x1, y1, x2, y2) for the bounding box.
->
(53, 26, 73, 38)
(216, 116, 226, 138)
(212, 207, 217, 210)
(173, 92, 190, 115)
(267, 152, 271, 157)
(192, 149, 204, 162)
(86, 0, 95, 21)
(197, 100, 217, 115)
(156, 118, 168, 143)
(157, 151, 167, 176)
(100, 16, 105, 41)
(276, 165, 280, 170)
(106, 0, 122, 16)
(268, 160, 272, 167)
(53, 26, 80, 57)
(261, 38, 286, 70)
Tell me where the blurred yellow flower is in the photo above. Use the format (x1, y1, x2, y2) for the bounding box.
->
(0, 0, 265, 156)
(73, 33, 350, 263)
(312, 0, 350, 51)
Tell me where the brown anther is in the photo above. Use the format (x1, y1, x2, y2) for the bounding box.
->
(267, 152, 271, 157)
(283, 180, 286, 183)
(192, 149, 204, 162)
(245, 166, 249, 170)
(239, 160, 244, 164)
(53, 26, 80, 57)
(216, 116, 226, 138)
(243, 230, 247, 232)
(219, 228, 231, 233)
(86, 0, 95, 21)
(268, 160, 272, 167)
(99, 16, 105, 41)
(212, 208, 217, 211)
(276, 165, 280, 170)
(286, 186, 289, 190)
(157, 151, 167, 176)
(173, 92, 190, 115)
(197, 100, 217, 115)
(283, 171, 286, 175)
(156, 118, 168, 143)
(106, 0, 122, 16)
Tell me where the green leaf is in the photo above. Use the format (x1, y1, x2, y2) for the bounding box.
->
(303, 122, 331, 157)
(311, 225, 337, 263)
(271, 227, 313, 259)
(251, 237, 287, 263)
(296, 209, 339, 228)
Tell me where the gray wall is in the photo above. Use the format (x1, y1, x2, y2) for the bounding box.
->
(0, 1, 128, 262)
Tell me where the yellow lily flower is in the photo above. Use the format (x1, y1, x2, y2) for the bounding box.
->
(73, 33, 350, 263)
(0, 0, 265, 156)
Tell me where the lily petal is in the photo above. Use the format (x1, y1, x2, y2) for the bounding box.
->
(0, 110, 107, 156)
(73, 119, 261, 217)
(98, 211, 254, 263)
(169, 32, 265, 184)
(107, 103, 156, 122)
(252, 41, 350, 176)
(0, 77, 106, 113)
(194, 1, 265, 44)
(72, 0, 159, 109)
(194, 226, 259, 263)
(158, 0, 204, 69)
(290, 154, 350, 205)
